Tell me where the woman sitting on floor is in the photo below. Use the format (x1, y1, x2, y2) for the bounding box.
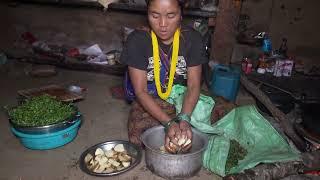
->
(120, 0, 233, 152)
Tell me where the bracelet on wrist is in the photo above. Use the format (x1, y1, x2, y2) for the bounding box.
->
(161, 118, 179, 132)
(177, 113, 191, 123)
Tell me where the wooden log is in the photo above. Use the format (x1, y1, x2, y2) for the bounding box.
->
(13, 55, 126, 76)
(240, 75, 307, 151)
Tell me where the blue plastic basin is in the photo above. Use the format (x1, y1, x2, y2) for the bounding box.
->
(11, 119, 81, 150)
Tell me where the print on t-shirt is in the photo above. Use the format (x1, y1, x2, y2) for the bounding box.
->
(146, 56, 187, 82)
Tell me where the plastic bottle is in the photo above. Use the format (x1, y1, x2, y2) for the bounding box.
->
(262, 34, 272, 55)
(278, 38, 288, 58)
(241, 58, 252, 74)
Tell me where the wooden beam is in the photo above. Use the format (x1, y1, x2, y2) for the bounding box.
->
(11, 55, 126, 76)
(210, 0, 242, 64)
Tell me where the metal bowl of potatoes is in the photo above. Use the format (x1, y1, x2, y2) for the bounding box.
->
(79, 140, 142, 176)
(141, 126, 208, 179)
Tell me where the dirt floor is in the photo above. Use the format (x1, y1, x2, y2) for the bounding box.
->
(0, 61, 222, 180)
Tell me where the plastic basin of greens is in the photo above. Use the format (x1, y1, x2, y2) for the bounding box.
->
(11, 118, 81, 150)
(8, 110, 80, 134)
(7, 95, 78, 134)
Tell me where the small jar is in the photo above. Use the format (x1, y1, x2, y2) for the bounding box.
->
(108, 58, 116, 65)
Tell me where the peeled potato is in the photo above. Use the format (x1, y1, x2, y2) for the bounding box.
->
(122, 161, 131, 168)
(94, 154, 104, 162)
(112, 153, 118, 160)
(95, 148, 104, 156)
(99, 162, 109, 170)
(104, 150, 114, 158)
(105, 162, 112, 168)
(119, 154, 131, 162)
(84, 153, 93, 164)
(108, 159, 120, 167)
(165, 142, 179, 154)
(184, 139, 192, 146)
(93, 164, 105, 173)
(117, 166, 126, 171)
(118, 154, 126, 162)
(92, 166, 99, 172)
(88, 159, 98, 170)
(178, 138, 186, 146)
(124, 154, 132, 161)
(114, 144, 125, 152)
(159, 145, 166, 153)
(97, 156, 108, 165)
(164, 138, 192, 154)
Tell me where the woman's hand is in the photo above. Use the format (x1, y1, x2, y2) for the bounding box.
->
(164, 120, 193, 153)
(164, 122, 181, 153)
(179, 120, 192, 152)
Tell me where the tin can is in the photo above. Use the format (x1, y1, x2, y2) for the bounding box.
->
(273, 59, 285, 77)
(266, 62, 275, 73)
(282, 59, 294, 77)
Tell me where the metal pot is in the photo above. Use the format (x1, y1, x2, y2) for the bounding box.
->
(8, 106, 81, 134)
(141, 126, 208, 180)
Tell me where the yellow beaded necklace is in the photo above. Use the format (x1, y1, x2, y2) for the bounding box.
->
(151, 29, 180, 100)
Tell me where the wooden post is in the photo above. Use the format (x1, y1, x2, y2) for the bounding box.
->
(210, 0, 242, 64)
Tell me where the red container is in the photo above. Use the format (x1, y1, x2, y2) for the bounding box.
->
(242, 58, 252, 74)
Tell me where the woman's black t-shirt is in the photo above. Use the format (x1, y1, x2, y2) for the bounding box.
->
(120, 26, 208, 85)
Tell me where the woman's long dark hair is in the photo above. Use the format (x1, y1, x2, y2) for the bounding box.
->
(145, 0, 185, 14)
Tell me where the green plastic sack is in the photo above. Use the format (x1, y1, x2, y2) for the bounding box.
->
(167, 85, 300, 177)
(166, 84, 223, 134)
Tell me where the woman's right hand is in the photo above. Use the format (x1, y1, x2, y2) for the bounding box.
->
(178, 120, 192, 153)
(164, 122, 181, 153)
(164, 121, 193, 153)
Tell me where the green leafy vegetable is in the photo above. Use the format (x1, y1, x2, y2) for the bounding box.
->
(8, 95, 75, 127)
(225, 139, 248, 174)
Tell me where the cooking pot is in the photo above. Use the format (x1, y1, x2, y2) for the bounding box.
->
(141, 126, 208, 180)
